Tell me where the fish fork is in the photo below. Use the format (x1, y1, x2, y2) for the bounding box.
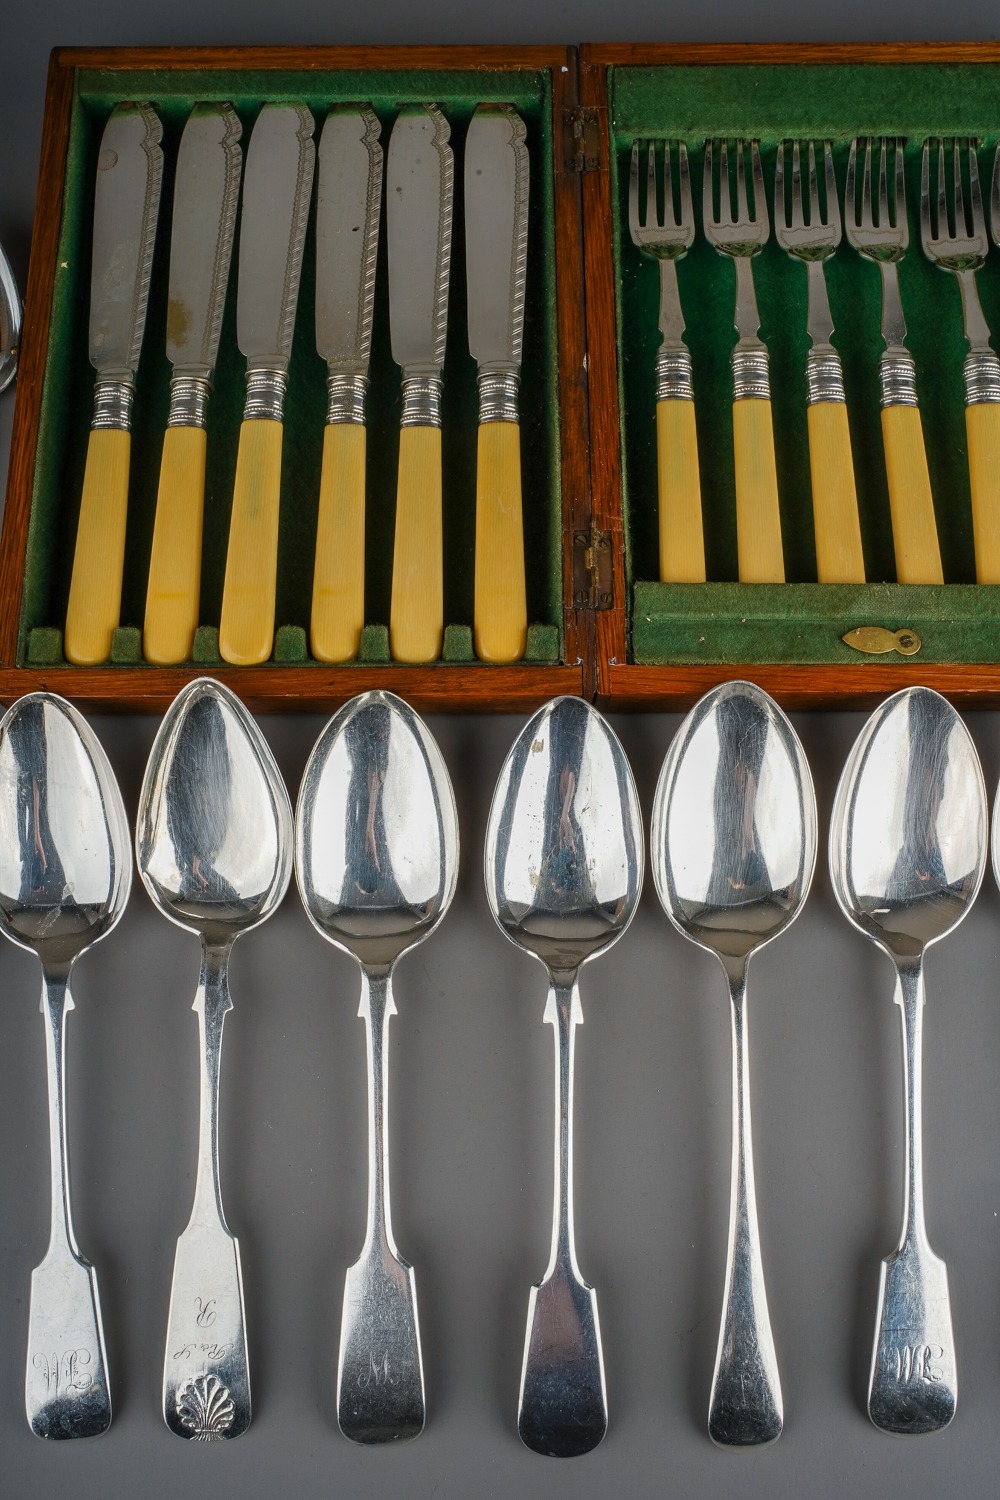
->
(774, 140, 865, 582)
(921, 138, 1000, 582)
(845, 137, 942, 583)
(703, 139, 784, 581)
(629, 140, 704, 581)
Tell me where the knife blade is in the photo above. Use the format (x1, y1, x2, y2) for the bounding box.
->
(386, 104, 453, 663)
(466, 103, 530, 662)
(311, 104, 382, 663)
(218, 103, 315, 665)
(143, 103, 242, 666)
(64, 102, 163, 665)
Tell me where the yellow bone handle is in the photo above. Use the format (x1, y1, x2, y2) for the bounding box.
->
(880, 405, 943, 583)
(311, 423, 366, 663)
(806, 402, 866, 583)
(219, 418, 283, 665)
(64, 427, 131, 665)
(966, 402, 1000, 583)
(732, 398, 784, 582)
(390, 425, 443, 663)
(656, 399, 705, 582)
(142, 425, 207, 664)
(474, 420, 527, 663)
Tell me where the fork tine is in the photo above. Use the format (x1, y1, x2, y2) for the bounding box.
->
(894, 136, 906, 229)
(847, 137, 858, 221)
(629, 140, 640, 234)
(968, 141, 986, 237)
(862, 138, 873, 225)
(663, 140, 675, 226)
(936, 139, 947, 238)
(704, 138, 715, 224)
(993, 144, 1000, 245)
(806, 139, 819, 229)
(646, 141, 658, 229)
(735, 140, 748, 223)
(878, 137, 889, 228)
(679, 141, 693, 228)
(790, 139, 804, 227)
(953, 138, 966, 235)
(774, 139, 786, 226)
(723, 139, 733, 220)
(752, 141, 767, 229)
(920, 139, 932, 246)
(823, 141, 841, 239)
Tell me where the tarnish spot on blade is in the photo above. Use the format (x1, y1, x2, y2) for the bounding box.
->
(167, 298, 192, 345)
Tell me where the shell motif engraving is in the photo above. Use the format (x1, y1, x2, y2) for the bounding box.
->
(176, 1373, 235, 1440)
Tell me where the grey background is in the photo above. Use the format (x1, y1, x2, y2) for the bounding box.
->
(3, 3, 1000, 1497)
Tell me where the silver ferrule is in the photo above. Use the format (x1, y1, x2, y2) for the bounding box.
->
(326, 372, 368, 425)
(879, 351, 918, 408)
(478, 371, 519, 424)
(805, 351, 846, 405)
(731, 347, 770, 401)
(963, 350, 1000, 406)
(92, 378, 134, 430)
(400, 374, 443, 428)
(243, 368, 288, 422)
(656, 347, 694, 401)
(167, 374, 212, 429)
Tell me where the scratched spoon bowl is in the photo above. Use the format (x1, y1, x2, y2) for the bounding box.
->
(830, 685, 986, 1434)
(137, 677, 292, 1440)
(485, 696, 643, 1458)
(651, 680, 817, 1447)
(0, 692, 131, 1439)
(295, 689, 458, 1444)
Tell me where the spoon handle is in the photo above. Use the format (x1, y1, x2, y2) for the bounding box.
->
(709, 969, 782, 1448)
(163, 943, 251, 1441)
(337, 970, 425, 1444)
(26, 971, 112, 1440)
(518, 979, 607, 1459)
(868, 962, 956, 1434)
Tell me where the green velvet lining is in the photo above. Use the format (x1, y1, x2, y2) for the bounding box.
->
(610, 62, 1000, 665)
(23, 66, 562, 667)
(634, 581, 1000, 664)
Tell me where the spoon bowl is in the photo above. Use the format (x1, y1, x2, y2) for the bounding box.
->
(830, 685, 986, 1435)
(485, 696, 642, 1458)
(0, 692, 132, 1439)
(296, 690, 458, 1444)
(651, 680, 817, 1448)
(137, 677, 293, 1441)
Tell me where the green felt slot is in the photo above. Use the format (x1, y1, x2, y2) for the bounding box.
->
(610, 62, 1000, 665)
(23, 66, 563, 668)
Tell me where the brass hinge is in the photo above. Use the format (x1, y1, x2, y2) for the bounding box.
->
(565, 107, 600, 173)
(573, 526, 613, 610)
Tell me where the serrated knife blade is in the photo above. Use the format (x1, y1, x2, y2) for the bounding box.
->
(219, 102, 315, 667)
(65, 101, 163, 666)
(386, 104, 453, 663)
(311, 105, 383, 664)
(465, 102, 530, 663)
(143, 102, 243, 667)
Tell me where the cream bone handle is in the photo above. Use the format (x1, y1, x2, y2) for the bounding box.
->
(879, 351, 943, 584)
(655, 348, 705, 582)
(805, 350, 866, 583)
(218, 368, 288, 666)
(390, 375, 443, 664)
(963, 351, 1000, 584)
(143, 375, 213, 665)
(310, 373, 369, 664)
(730, 348, 784, 583)
(474, 370, 527, 662)
(64, 380, 135, 666)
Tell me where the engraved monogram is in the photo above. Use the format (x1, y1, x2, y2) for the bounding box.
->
(194, 1296, 218, 1327)
(176, 1373, 235, 1440)
(891, 1344, 945, 1384)
(172, 1341, 233, 1362)
(32, 1349, 93, 1394)
(357, 1350, 395, 1388)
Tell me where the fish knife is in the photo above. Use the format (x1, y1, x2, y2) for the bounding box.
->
(64, 102, 163, 665)
(218, 103, 315, 665)
(143, 103, 242, 665)
(311, 105, 382, 663)
(386, 104, 453, 663)
(465, 102, 529, 662)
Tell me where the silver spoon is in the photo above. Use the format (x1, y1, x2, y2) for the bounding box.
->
(652, 680, 816, 1447)
(0, 693, 131, 1439)
(137, 678, 292, 1441)
(295, 690, 458, 1444)
(485, 696, 642, 1458)
(831, 685, 986, 1435)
